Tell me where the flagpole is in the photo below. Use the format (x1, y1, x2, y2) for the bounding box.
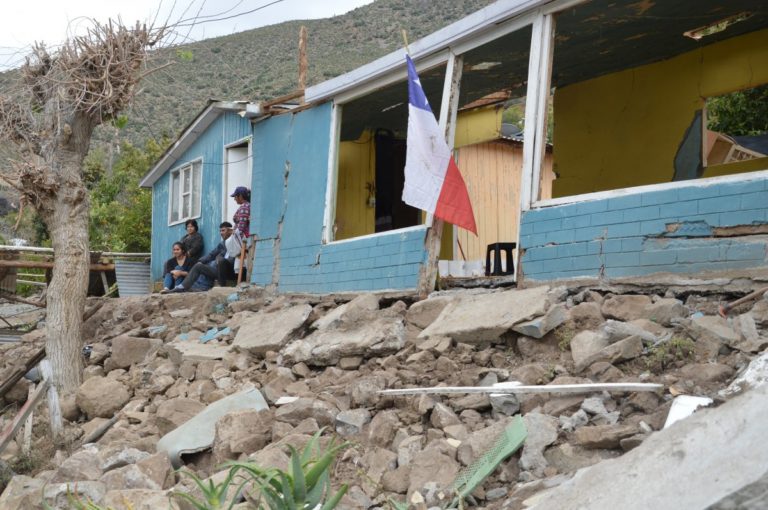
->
(417, 50, 463, 298)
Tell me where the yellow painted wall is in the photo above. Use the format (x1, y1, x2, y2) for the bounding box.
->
(552, 28, 768, 198)
(703, 157, 768, 178)
(454, 105, 503, 148)
(335, 131, 375, 240)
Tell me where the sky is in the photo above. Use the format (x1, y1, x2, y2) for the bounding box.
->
(0, 0, 374, 70)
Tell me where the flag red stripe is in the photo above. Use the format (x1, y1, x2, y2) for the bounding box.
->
(434, 157, 477, 234)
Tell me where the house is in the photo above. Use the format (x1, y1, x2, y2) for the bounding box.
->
(142, 0, 768, 293)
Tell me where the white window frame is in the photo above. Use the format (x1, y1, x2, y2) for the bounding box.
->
(168, 158, 203, 226)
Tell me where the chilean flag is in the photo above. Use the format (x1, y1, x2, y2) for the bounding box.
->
(402, 55, 477, 235)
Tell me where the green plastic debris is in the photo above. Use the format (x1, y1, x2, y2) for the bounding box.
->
(449, 415, 527, 508)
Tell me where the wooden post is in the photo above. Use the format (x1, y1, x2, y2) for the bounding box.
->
(22, 384, 34, 454)
(298, 26, 308, 91)
(39, 360, 63, 444)
(0, 379, 49, 454)
(417, 51, 464, 298)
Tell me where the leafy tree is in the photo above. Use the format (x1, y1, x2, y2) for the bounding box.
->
(88, 137, 168, 253)
(707, 84, 768, 136)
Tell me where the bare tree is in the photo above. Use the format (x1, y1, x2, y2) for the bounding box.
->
(0, 21, 163, 393)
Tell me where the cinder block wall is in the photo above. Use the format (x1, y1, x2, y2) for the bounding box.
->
(520, 177, 768, 281)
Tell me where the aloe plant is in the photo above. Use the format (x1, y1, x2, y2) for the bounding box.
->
(173, 467, 245, 510)
(227, 429, 349, 510)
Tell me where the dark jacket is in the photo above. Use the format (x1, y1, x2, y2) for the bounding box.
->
(199, 239, 227, 265)
(180, 232, 204, 261)
(164, 256, 193, 275)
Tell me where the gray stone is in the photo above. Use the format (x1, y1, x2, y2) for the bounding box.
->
(731, 313, 768, 353)
(110, 336, 162, 369)
(43, 482, 106, 509)
(486, 487, 509, 501)
(601, 295, 652, 321)
(274, 397, 338, 427)
(283, 316, 405, 366)
(419, 286, 551, 343)
(407, 296, 453, 329)
(213, 409, 273, 463)
(559, 409, 589, 432)
(573, 424, 638, 449)
(367, 410, 401, 447)
(164, 338, 230, 363)
(689, 315, 740, 348)
(335, 409, 371, 436)
(519, 413, 558, 476)
(53, 447, 103, 482)
(407, 448, 460, 502)
(136, 453, 175, 490)
(641, 298, 687, 326)
(312, 294, 380, 330)
(76, 376, 131, 419)
(513, 304, 567, 339)
(101, 448, 151, 472)
(430, 403, 461, 429)
(570, 331, 609, 369)
(722, 349, 768, 397)
(349, 374, 389, 407)
(100, 464, 161, 491)
(679, 363, 734, 385)
(397, 435, 425, 467)
(575, 335, 644, 372)
(0, 475, 45, 510)
(581, 397, 608, 416)
(231, 304, 312, 355)
(156, 398, 206, 436)
(490, 392, 520, 416)
(567, 302, 605, 331)
(102, 489, 181, 510)
(361, 447, 397, 497)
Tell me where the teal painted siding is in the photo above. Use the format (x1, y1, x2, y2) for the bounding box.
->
(520, 176, 768, 281)
(250, 103, 426, 293)
(150, 113, 251, 279)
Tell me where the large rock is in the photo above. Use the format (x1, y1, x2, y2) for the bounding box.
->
(76, 376, 131, 419)
(282, 316, 405, 366)
(407, 448, 460, 505)
(567, 302, 605, 331)
(213, 409, 273, 463)
(313, 294, 380, 330)
(110, 336, 162, 369)
(689, 315, 740, 348)
(519, 413, 559, 476)
(0, 475, 45, 510)
(601, 295, 652, 321)
(136, 453, 175, 490)
(573, 424, 638, 449)
(52, 447, 103, 482)
(361, 448, 398, 497)
(43, 482, 107, 510)
(575, 335, 644, 372)
(640, 298, 687, 326)
(419, 286, 551, 343)
(100, 464, 161, 491)
(102, 489, 180, 509)
(274, 398, 338, 427)
(231, 304, 312, 355)
(164, 338, 230, 363)
(156, 398, 206, 436)
(570, 331, 609, 369)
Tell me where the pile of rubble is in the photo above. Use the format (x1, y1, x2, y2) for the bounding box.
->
(0, 282, 767, 509)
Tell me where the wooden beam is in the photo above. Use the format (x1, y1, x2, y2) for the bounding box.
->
(0, 260, 114, 271)
(417, 51, 463, 298)
(298, 26, 308, 90)
(262, 90, 305, 108)
(0, 348, 45, 400)
(0, 379, 49, 454)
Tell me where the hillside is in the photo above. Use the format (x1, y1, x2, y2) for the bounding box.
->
(114, 0, 497, 146)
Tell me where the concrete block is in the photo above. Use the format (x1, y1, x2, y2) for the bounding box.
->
(607, 222, 641, 237)
(590, 211, 626, 227)
(639, 250, 677, 266)
(641, 188, 678, 206)
(739, 191, 768, 210)
(533, 218, 564, 233)
(724, 243, 768, 262)
(546, 229, 577, 244)
(575, 200, 608, 215)
(659, 200, 698, 219)
(558, 242, 588, 258)
(622, 238, 644, 251)
(639, 219, 668, 236)
(677, 246, 720, 263)
(604, 252, 640, 267)
(571, 255, 601, 271)
(573, 226, 606, 242)
(719, 210, 765, 227)
(607, 194, 643, 211)
(562, 214, 592, 229)
(622, 206, 660, 222)
(680, 184, 720, 200)
(698, 196, 734, 214)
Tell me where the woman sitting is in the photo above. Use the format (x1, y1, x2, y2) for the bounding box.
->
(161, 242, 193, 292)
(180, 219, 204, 262)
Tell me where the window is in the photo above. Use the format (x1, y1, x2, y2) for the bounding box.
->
(169, 160, 202, 224)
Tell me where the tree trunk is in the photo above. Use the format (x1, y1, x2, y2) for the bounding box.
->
(38, 143, 91, 394)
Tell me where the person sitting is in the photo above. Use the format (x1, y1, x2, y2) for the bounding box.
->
(172, 221, 241, 292)
(161, 242, 192, 293)
(180, 219, 204, 262)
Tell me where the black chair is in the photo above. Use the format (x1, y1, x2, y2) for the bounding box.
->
(485, 242, 516, 276)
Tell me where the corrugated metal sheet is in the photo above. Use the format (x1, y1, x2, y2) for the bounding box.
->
(115, 261, 151, 296)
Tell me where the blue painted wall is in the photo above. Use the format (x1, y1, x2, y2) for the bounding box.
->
(520, 176, 768, 281)
(250, 103, 426, 293)
(150, 113, 252, 279)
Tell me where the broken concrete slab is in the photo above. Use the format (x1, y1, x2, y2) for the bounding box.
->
(663, 396, 713, 429)
(406, 296, 453, 329)
(110, 336, 162, 369)
(164, 338, 230, 363)
(512, 304, 567, 339)
(519, 413, 558, 477)
(601, 295, 652, 321)
(721, 349, 768, 397)
(530, 386, 768, 510)
(640, 298, 688, 326)
(231, 304, 312, 355)
(418, 286, 551, 343)
(312, 294, 379, 330)
(156, 387, 268, 468)
(282, 316, 405, 366)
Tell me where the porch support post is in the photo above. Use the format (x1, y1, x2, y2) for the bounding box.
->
(418, 50, 463, 298)
(520, 12, 555, 212)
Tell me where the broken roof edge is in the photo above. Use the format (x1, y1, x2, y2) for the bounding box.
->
(305, 0, 548, 104)
(139, 99, 262, 188)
